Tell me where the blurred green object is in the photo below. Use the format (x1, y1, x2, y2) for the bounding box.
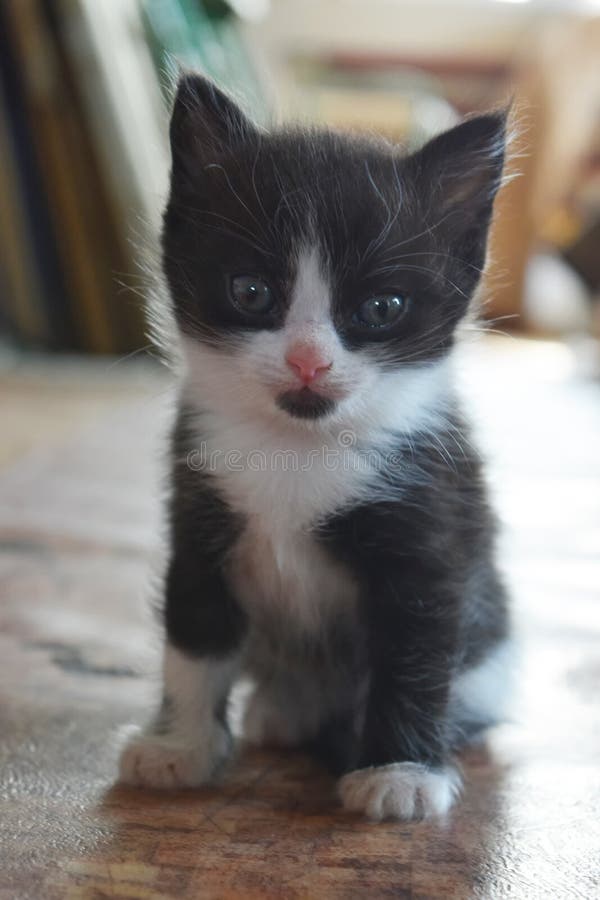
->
(141, 0, 265, 122)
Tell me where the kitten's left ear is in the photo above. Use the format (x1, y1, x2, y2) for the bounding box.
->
(169, 72, 258, 183)
(407, 110, 508, 258)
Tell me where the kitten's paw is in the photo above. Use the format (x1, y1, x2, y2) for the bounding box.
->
(339, 761, 461, 821)
(118, 724, 231, 789)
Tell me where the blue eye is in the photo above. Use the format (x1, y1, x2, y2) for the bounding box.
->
(229, 275, 275, 314)
(354, 294, 409, 329)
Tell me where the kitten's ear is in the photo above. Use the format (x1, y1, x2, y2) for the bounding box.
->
(169, 72, 257, 180)
(408, 109, 507, 241)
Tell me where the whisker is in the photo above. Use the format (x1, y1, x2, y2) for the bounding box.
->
(204, 163, 270, 242)
(377, 250, 484, 276)
(361, 160, 402, 265)
(174, 206, 275, 258)
(107, 345, 154, 370)
(370, 210, 456, 259)
(369, 263, 469, 300)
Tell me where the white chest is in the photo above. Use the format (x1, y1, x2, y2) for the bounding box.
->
(228, 518, 358, 635)
(194, 416, 373, 634)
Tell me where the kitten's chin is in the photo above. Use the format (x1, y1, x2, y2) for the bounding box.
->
(276, 388, 337, 421)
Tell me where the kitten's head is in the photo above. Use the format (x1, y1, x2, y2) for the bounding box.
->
(163, 74, 506, 432)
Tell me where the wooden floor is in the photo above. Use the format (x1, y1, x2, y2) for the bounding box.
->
(1, 338, 599, 899)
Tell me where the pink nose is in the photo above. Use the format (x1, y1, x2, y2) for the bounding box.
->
(286, 345, 332, 384)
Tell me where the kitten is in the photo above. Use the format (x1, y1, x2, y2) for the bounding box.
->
(119, 73, 511, 821)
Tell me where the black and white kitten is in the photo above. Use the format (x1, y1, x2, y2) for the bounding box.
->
(119, 74, 511, 821)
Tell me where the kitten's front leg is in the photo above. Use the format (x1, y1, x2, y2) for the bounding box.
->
(119, 542, 247, 788)
(119, 642, 237, 788)
(339, 565, 462, 821)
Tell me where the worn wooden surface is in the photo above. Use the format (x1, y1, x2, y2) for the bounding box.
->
(1, 340, 599, 899)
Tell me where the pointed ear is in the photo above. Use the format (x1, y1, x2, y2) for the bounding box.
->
(409, 109, 508, 229)
(169, 72, 258, 182)
(405, 110, 508, 280)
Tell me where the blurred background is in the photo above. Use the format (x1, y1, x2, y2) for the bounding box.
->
(1, 7, 600, 891)
(1, 0, 599, 357)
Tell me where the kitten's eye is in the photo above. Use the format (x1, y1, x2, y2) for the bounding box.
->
(229, 275, 275, 315)
(354, 294, 409, 329)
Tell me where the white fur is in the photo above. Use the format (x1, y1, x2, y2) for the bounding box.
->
(119, 645, 236, 787)
(451, 637, 516, 726)
(230, 522, 359, 635)
(287, 243, 333, 325)
(182, 375, 449, 637)
(339, 762, 462, 821)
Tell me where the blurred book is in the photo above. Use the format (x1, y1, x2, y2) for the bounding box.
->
(0, 0, 265, 354)
(0, 1, 70, 349)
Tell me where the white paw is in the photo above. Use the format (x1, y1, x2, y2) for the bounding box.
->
(118, 724, 231, 789)
(339, 762, 461, 821)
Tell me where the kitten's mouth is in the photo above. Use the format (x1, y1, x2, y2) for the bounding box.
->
(276, 387, 337, 420)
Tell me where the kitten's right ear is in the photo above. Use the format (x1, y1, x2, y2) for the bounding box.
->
(169, 73, 257, 180)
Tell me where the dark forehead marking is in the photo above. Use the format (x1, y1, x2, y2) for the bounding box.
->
(269, 133, 405, 272)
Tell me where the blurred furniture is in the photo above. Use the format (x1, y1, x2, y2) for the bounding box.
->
(488, 16, 600, 327)
(246, 2, 600, 332)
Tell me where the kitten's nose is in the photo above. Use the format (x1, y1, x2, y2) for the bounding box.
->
(286, 345, 332, 384)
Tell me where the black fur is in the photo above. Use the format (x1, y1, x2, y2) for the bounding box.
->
(164, 406, 247, 657)
(276, 387, 337, 420)
(315, 410, 508, 773)
(158, 74, 510, 788)
(163, 75, 507, 368)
